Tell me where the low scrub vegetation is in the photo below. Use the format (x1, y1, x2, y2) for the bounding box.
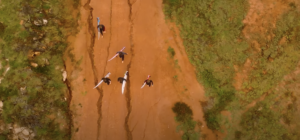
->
(172, 102, 200, 140)
(164, 0, 300, 139)
(0, 0, 79, 139)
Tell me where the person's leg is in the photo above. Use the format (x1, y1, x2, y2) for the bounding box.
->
(121, 55, 124, 63)
(103, 26, 106, 33)
(100, 29, 104, 37)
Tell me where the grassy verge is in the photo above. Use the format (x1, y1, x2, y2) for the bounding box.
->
(164, 0, 300, 138)
(0, 0, 78, 139)
(172, 102, 200, 140)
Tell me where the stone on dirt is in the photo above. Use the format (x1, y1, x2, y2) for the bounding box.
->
(33, 20, 42, 26)
(30, 63, 38, 68)
(34, 52, 40, 56)
(13, 127, 25, 134)
(0, 100, 3, 108)
(62, 71, 67, 81)
(22, 129, 30, 136)
(43, 19, 48, 25)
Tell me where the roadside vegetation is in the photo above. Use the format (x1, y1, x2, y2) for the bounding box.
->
(0, 0, 79, 139)
(164, 0, 300, 139)
(172, 102, 200, 140)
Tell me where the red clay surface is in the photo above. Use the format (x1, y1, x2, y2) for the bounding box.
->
(66, 0, 216, 139)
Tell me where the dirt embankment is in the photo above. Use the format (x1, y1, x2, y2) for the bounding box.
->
(66, 0, 215, 139)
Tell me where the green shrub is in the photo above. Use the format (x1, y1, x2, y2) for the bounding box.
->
(0, 135, 7, 140)
(172, 102, 193, 122)
(172, 102, 200, 140)
(168, 46, 176, 58)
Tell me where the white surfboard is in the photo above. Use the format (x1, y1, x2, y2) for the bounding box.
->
(122, 71, 128, 94)
(94, 72, 110, 89)
(141, 82, 146, 89)
(108, 47, 126, 62)
(97, 17, 100, 40)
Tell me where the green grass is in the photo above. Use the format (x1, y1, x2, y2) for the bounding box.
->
(0, 0, 79, 139)
(168, 46, 176, 58)
(0, 135, 7, 140)
(164, 0, 300, 138)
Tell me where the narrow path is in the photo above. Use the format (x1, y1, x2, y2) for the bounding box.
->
(124, 0, 135, 139)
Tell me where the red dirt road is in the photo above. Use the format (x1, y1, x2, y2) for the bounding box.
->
(66, 0, 216, 139)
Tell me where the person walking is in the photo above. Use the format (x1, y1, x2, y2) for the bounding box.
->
(108, 47, 127, 63)
(141, 75, 153, 88)
(97, 17, 106, 38)
(117, 51, 127, 63)
(102, 77, 111, 85)
(118, 77, 126, 84)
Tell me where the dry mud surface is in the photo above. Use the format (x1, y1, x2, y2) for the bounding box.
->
(66, 0, 216, 139)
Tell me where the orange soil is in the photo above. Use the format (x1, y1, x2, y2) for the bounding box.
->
(66, 0, 216, 140)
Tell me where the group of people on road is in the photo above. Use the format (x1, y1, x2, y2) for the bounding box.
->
(95, 18, 154, 90)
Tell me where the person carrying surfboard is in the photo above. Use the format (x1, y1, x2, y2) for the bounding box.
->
(118, 71, 129, 94)
(96, 17, 106, 39)
(94, 72, 111, 89)
(97, 24, 106, 38)
(118, 77, 126, 84)
(117, 51, 127, 63)
(102, 77, 111, 85)
(108, 47, 127, 63)
(118, 71, 128, 84)
(141, 75, 153, 88)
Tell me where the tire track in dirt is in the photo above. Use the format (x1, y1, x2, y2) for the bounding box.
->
(96, 0, 113, 138)
(124, 0, 135, 139)
(83, 0, 106, 139)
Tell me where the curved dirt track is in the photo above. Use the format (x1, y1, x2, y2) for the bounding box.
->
(66, 0, 216, 139)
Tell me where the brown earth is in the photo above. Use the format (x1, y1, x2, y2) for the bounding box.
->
(65, 0, 216, 140)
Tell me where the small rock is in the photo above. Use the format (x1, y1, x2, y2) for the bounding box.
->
(20, 87, 26, 94)
(22, 129, 30, 136)
(3, 67, 10, 76)
(0, 124, 4, 131)
(42, 58, 49, 65)
(13, 127, 25, 134)
(31, 63, 38, 68)
(62, 71, 67, 81)
(33, 20, 42, 26)
(0, 101, 3, 108)
(55, 66, 60, 70)
(30, 132, 35, 138)
(12, 134, 18, 140)
(42, 19, 48, 25)
(18, 133, 29, 140)
(7, 123, 13, 129)
(34, 51, 40, 56)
